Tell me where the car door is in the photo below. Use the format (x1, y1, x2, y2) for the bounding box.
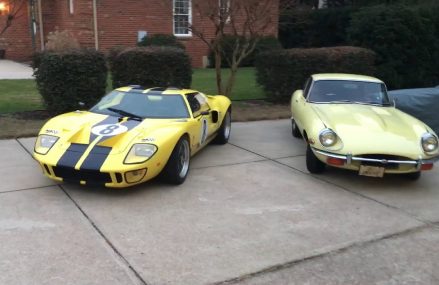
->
(292, 77, 312, 131)
(186, 92, 215, 148)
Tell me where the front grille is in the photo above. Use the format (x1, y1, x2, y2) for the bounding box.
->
(53, 166, 112, 185)
(358, 154, 413, 169)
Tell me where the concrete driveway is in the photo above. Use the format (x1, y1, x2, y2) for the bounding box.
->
(1, 119, 438, 285)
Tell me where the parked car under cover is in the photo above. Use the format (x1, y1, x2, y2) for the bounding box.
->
(291, 73, 439, 180)
(33, 86, 232, 187)
(388, 87, 439, 136)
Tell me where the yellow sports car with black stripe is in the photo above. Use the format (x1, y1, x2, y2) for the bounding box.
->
(33, 86, 232, 187)
(291, 74, 439, 180)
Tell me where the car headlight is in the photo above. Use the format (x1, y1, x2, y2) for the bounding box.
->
(124, 144, 158, 164)
(34, 135, 59, 155)
(421, 133, 438, 153)
(319, 129, 337, 147)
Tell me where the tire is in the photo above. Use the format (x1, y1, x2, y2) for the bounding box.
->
(405, 171, 421, 181)
(213, 109, 231, 144)
(291, 118, 301, 138)
(306, 144, 326, 174)
(161, 136, 191, 185)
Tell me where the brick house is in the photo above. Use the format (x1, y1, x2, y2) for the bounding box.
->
(0, 0, 279, 67)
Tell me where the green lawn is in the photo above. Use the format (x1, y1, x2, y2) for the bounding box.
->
(0, 68, 266, 114)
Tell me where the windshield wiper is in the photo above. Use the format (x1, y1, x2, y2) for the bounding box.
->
(107, 108, 143, 121)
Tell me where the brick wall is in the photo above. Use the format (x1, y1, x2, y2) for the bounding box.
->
(1, 0, 279, 67)
(0, 1, 33, 61)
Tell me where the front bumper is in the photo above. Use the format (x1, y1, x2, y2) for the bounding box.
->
(313, 148, 439, 173)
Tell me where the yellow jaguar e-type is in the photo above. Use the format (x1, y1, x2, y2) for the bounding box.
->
(33, 86, 231, 187)
(291, 74, 439, 180)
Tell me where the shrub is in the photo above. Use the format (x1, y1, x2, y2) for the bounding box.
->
(255, 46, 376, 103)
(34, 49, 108, 114)
(45, 30, 80, 52)
(348, 5, 439, 89)
(111, 46, 192, 89)
(279, 8, 353, 49)
(106, 45, 126, 70)
(208, 35, 283, 68)
(137, 34, 185, 50)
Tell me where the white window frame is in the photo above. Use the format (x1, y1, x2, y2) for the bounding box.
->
(69, 0, 74, 14)
(219, 0, 231, 24)
(173, 0, 192, 37)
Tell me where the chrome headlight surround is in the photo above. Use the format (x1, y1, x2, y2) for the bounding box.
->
(34, 135, 59, 155)
(124, 144, 158, 164)
(421, 133, 438, 153)
(319, 128, 338, 147)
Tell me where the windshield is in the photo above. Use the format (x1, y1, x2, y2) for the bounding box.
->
(308, 80, 391, 106)
(90, 91, 190, 119)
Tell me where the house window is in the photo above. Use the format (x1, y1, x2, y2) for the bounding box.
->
(173, 0, 191, 36)
(69, 0, 74, 14)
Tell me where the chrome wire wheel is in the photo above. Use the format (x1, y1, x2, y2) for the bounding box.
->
(177, 139, 190, 179)
(223, 111, 231, 139)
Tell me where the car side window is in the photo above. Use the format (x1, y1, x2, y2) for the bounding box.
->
(186, 92, 210, 117)
(303, 78, 312, 99)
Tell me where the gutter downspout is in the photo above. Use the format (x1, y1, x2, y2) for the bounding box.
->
(93, 0, 98, 50)
(37, 0, 44, 50)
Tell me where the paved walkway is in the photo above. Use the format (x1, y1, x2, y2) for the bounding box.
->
(0, 60, 34, 79)
(1, 120, 438, 284)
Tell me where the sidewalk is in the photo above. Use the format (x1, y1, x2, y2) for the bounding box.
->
(0, 60, 34, 79)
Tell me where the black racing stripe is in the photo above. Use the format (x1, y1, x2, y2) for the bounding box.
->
(89, 115, 120, 142)
(57, 143, 88, 168)
(80, 146, 112, 171)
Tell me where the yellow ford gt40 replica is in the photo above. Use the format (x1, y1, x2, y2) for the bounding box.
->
(33, 86, 231, 187)
(291, 74, 439, 180)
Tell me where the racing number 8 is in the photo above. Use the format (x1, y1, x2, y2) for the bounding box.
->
(100, 125, 120, 135)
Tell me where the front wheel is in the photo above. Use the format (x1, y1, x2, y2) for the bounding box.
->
(161, 136, 191, 185)
(213, 109, 231, 144)
(291, 118, 301, 138)
(306, 145, 326, 174)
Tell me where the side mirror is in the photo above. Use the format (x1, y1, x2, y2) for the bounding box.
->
(200, 110, 210, 116)
(292, 90, 304, 103)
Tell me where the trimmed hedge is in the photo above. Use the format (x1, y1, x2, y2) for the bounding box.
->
(137, 34, 185, 50)
(255, 46, 375, 103)
(34, 49, 107, 114)
(208, 36, 283, 68)
(348, 5, 439, 89)
(111, 46, 192, 89)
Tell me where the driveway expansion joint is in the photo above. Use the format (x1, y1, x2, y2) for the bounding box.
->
(58, 184, 149, 285)
(210, 223, 433, 285)
(0, 184, 55, 195)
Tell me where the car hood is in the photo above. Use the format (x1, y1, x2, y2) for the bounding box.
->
(42, 111, 186, 154)
(311, 103, 431, 156)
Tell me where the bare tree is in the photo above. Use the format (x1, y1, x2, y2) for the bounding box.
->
(0, 0, 27, 36)
(190, 0, 280, 97)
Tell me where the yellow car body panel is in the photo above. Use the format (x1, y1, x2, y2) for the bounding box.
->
(33, 87, 231, 188)
(291, 74, 439, 176)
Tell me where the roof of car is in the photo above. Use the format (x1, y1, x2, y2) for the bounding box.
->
(115, 86, 199, 95)
(312, 73, 383, 83)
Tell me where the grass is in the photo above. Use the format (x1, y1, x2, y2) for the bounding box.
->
(0, 80, 42, 113)
(0, 67, 285, 139)
(192, 67, 266, 100)
(0, 68, 266, 114)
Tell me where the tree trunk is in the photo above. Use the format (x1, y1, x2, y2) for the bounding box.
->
(214, 50, 223, 95)
(224, 64, 239, 98)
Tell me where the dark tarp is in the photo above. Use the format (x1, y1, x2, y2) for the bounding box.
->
(388, 87, 439, 135)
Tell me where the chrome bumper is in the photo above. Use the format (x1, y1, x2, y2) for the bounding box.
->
(313, 148, 439, 170)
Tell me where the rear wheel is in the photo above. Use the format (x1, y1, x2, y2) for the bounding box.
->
(213, 109, 231, 144)
(405, 171, 421, 181)
(162, 136, 190, 185)
(291, 118, 301, 138)
(306, 144, 326, 174)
